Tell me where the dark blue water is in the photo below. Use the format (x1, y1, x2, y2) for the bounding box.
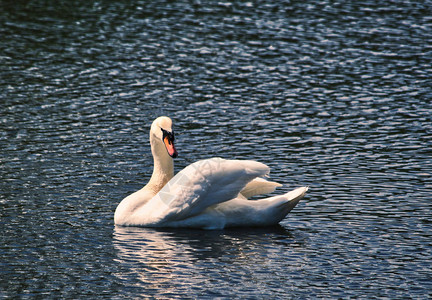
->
(1, 0, 431, 298)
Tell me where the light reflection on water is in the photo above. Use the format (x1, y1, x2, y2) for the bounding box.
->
(113, 226, 306, 298)
(1, 0, 431, 298)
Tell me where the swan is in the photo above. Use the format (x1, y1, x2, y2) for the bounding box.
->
(114, 116, 308, 230)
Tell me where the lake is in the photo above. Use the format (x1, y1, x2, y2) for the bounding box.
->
(1, 0, 431, 298)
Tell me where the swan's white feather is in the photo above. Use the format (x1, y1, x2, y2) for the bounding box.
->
(125, 158, 269, 226)
(153, 186, 308, 229)
(240, 177, 283, 199)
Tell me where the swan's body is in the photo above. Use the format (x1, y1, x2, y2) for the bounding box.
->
(114, 117, 308, 229)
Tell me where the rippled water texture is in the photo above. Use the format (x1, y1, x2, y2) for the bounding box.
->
(1, 0, 431, 298)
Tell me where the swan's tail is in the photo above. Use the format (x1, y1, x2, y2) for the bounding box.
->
(273, 186, 308, 217)
(221, 186, 308, 228)
(253, 186, 308, 226)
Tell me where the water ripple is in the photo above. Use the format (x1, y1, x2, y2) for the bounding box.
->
(1, 0, 431, 298)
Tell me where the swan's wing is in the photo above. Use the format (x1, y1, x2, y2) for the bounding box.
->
(240, 177, 282, 199)
(143, 158, 270, 224)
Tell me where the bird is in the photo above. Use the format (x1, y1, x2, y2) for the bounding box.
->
(114, 116, 308, 230)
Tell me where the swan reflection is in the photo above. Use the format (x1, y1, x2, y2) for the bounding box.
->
(112, 225, 298, 297)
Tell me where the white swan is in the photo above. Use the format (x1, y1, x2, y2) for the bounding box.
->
(114, 116, 308, 230)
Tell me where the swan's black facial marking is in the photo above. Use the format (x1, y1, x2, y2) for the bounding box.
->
(161, 128, 178, 158)
(161, 128, 175, 144)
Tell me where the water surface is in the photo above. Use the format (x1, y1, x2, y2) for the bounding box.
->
(1, 0, 431, 298)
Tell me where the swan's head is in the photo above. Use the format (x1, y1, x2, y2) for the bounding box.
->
(150, 116, 178, 158)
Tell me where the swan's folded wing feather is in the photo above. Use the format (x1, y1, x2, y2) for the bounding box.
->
(240, 177, 282, 199)
(144, 158, 269, 223)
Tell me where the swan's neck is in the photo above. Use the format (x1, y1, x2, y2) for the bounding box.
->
(146, 136, 174, 194)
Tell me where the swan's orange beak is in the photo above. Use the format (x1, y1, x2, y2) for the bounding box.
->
(163, 134, 178, 158)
